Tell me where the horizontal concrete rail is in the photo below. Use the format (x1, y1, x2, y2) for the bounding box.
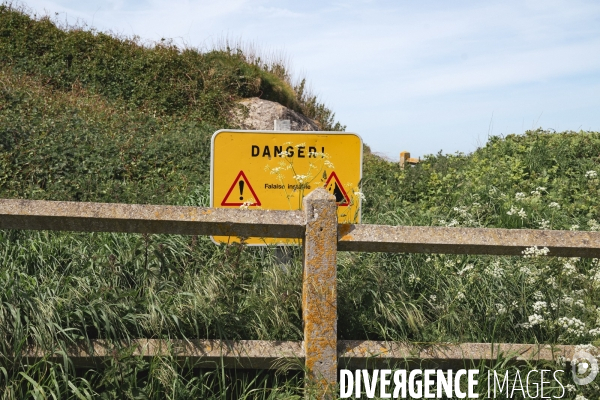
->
(20, 340, 303, 369)
(338, 224, 600, 257)
(15, 340, 573, 369)
(338, 341, 574, 369)
(0, 199, 305, 238)
(3, 199, 599, 257)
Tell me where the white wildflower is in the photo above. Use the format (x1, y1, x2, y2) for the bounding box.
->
(506, 206, 517, 216)
(538, 219, 550, 229)
(548, 202, 560, 209)
(570, 225, 580, 231)
(515, 192, 526, 200)
(558, 317, 586, 337)
(457, 264, 474, 276)
(456, 292, 466, 301)
(531, 190, 541, 197)
(589, 328, 600, 336)
(408, 273, 420, 284)
(445, 259, 456, 268)
(563, 261, 577, 276)
(557, 356, 568, 368)
(574, 344, 597, 353)
(564, 383, 575, 392)
(575, 394, 588, 400)
(585, 170, 597, 179)
(453, 206, 469, 217)
(528, 314, 544, 326)
(485, 262, 504, 279)
(532, 301, 547, 312)
(588, 219, 600, 231)
(293, 174, 308, 183)
(353, 191, 366, 201)
(495, 303, 507, 314)
(522, 246, 550, 258)
(517, 208, 527, 219)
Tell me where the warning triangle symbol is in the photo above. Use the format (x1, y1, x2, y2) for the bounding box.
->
(221, 170, 262, 207)
(324, 171, 350, 206)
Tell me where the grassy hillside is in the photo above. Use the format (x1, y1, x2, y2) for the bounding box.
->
(2, 4, 600, 399)
(0, 2, 344, 127)
(0, 3, 343, 204)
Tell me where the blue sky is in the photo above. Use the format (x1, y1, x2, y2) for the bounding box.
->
(23, 0, 600, 160)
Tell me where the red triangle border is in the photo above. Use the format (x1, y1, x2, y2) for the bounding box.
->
(221, 170, 262, 207)
(324, 171, 350, 207)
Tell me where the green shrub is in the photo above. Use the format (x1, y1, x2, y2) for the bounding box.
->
(0, 69, 212, 203)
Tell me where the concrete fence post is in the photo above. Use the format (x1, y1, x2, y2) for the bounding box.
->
(302, 188, 338, 399)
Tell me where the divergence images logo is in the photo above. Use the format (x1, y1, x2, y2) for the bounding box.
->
(572, 350, 599, 386)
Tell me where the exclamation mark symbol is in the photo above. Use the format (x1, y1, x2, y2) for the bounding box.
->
(239, 180, 244, 200)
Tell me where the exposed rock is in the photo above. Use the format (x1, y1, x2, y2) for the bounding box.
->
(232, 97, 320, 131)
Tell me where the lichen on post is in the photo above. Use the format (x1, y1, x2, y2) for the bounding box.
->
(302, 188, 338, 399)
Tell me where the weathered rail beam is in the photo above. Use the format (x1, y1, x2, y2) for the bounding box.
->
(338, 341, 574, 369)
(0, 199, 305, 238)
(4, 199, 599, 257)
(338, 224, 600, 257)
(13, 340, 573, 369)
(18, 339, 303, 369)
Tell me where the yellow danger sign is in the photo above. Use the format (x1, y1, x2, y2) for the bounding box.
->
(210, 130, 363, 245)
